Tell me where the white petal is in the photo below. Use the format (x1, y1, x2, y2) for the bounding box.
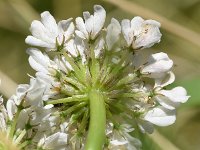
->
(44, 104, 54, 109)
(92, 5, 106, 39)
(6, 99, 17, 120)
(75, 30, 87, 39)
(60, 56, 73, 71)
(121, 19, 133, 46)
(155, 95, 178, 110)
(41, 11, 58, 37)
(76, 38, 87, 64)
(131, 16, 143, 36)
(16, 84, 29, 104)
(132, 19, 161, 49)
(83, 11, 93, 35)
(144, 106, 176, 126)
(25, 78, 46, 106)
(58, 18, 74, 41)
(141, 52, 173, 78)
(159, 87, 190, 103)
(55, 55, 73, 72)
(30, 20, 54, 44)
(26, 48, 50, 73)
(54, 57, 68, 73)
(58, 18, 72, 32)
(149, 52, 169, 61)
(155, 71, 175, 88)
(25, 36, 54, 48)
(39, 132, 68, 149)
(65, 39, 78, 57)
(75, 17, 88, 39)
(94, 37, 105, 58)
(16, 110, 29, 129)
(106, 18, 121, 50)
(110, 140, 128, 146)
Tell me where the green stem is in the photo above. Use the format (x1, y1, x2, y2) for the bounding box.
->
(9, 108, 21, 138)
(59, 102, 87, 116)
(85, 89, 106, 150)
(46, 94, 88, 105)
(9, 99, 24, 139)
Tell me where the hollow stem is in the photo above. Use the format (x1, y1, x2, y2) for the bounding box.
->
(85, 89, 106, 150)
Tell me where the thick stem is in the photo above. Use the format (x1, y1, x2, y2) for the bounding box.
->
(85, 89, 106, 150)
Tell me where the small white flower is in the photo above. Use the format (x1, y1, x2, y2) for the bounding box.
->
(54, 56, 73, 72)
(106, 18, 121, 50)
(141, 52, 173, 78)
(27, 48, 58, 75)
(94, 36, 105, 58)
(143, 106, 176, 126)
(25, 77, 46, 107)
(37, 132, 68, 150)
(32, 115, 60, 143)
(122, 16, 161, 49)
(35, 73, 61, 101)
(6, 99, 17, 120)
(29, 104, 53, 126)
(25, 11, 74, 50)
(15, 84, 29, 105)
(155, 87, 190, 110)
(75, 5, 106, 40)
(16, 109, 29, 129)
(108, 131, 141, 150)
(107, 123, 141, 150)
(27, 48, 73, 76)
(65, 39, 79, 57)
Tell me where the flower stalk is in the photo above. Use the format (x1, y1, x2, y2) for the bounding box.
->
(85, 89, 106, 150)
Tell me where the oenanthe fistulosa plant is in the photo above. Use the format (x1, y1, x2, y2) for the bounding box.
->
(0, 5, 190, 150)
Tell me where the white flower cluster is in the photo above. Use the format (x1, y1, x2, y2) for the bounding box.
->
(0, 5, 189, 150)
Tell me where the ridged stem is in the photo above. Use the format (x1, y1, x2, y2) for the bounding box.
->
(85, 89, 106, 150)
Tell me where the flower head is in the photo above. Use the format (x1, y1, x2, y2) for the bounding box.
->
(1, 5, 190, 150)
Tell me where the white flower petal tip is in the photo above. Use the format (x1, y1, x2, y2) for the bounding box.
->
(141, 52, 173, 78)
(26, 48, 51, 74)
(160, 86, 190, 103)
(92, 5, 106, 39)
(121, 19, 133, 47)
(154, 85, 190, 110)
(121, 16, 161, 49)
(155, 71, 175, 87)
(76, 5, 106, 40)
(144, 106, 176, 126)
(106, 18, 121, 50)
(41, 11, 58, 34)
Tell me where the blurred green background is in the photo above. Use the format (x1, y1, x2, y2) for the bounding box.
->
(0, 0, 199, 149)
